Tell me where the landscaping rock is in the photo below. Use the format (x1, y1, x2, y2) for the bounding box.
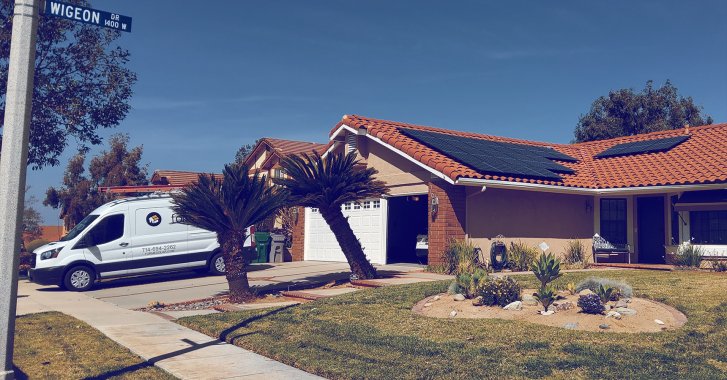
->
(522, 295, 538, 306)
(540, 310, 555, 316)
(423, 303, 433, 308)
(503, 301, 522, 311)
(615, 300, 629, 308)
(449, 310, 458, 318)
(654, 319, 665, 325)
(599, 324, 610, 330)
(564, 322, 578, 330)
(604, 304, 612, 311)
(433, 295, 441, 301)
(615, 307, 637, 316)
(554, 301, 574, 311)
(472, 296, 484, 306)
(605, 311, 622, 320)
(579, 289, 594, 296)
(453, 294, 466, 301)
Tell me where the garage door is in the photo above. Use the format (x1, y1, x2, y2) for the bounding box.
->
(304, 198, 387, 265)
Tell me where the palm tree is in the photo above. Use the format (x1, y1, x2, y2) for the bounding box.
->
(277, 151, 388, 279)
(171, 164, 287, 302)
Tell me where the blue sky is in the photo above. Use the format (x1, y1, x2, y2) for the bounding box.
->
(27, 0, 727, 223)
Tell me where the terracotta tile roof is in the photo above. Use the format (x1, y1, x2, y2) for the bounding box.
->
(263, 138, 329, 156)
(150, 170, 223, 186)
(334, 115, 727, 189)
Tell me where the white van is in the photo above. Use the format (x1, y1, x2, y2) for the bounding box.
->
(29, 195, 248, 291)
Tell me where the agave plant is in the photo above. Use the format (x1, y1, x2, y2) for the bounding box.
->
(171, 164, 288, 302)
(277, 151, 388, 279)
(534, 285, 557, 313)
(531, 252, 562, 289)
(595, 284, 615, 303)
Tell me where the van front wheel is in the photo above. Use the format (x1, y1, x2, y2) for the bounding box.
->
(63, 266, 95, 292)
(210, 252, 226, 275)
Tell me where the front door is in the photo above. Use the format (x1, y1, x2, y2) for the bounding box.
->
(637, 196, 666, 264)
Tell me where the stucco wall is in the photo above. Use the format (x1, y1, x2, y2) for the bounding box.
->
(357, 135, 430, 196)
(466, 187, 595, 259)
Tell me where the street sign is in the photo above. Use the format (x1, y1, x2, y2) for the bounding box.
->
(45, 0, 132, 32)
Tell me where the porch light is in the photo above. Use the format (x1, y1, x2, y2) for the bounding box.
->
(430, 194, 439, 216)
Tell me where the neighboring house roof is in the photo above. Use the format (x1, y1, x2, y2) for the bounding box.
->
(150, 170, 223, 186)
(243, 137, 329, 170)
(333, 114, 727, 189)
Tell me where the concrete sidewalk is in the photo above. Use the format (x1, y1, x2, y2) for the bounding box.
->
(16, 280, 323, 380)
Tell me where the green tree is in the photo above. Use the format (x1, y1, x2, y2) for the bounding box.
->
(233, 140, 260, 164)
(22, 189, 43, 241)
(574, 80, 713, 142)
(277, 151, 388, 279)
(0, 0, 137, 169)
(171, 164, 288, 302)
(44, 134, 147, 228)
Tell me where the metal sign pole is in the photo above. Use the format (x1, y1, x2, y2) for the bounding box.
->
(0, 0, 41, 378)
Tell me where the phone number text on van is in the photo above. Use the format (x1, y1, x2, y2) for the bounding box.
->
(141, 244, 176, 255)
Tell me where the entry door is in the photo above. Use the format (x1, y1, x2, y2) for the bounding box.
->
(637, 196, 666, 264)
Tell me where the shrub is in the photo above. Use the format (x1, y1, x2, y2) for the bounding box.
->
(576, 277, 633, 299)
(25, 239, 49, 253)
(534, 285, 557, 312)
(711, 260, 727, 272)
(673, 242, 705, 268)
(565, 282, 577, 295)
(443, 238, 481, 275)
(595, 284, 615, 303)
(477, 276, 522, 307)
(447, 281, 462, 295)
(18, 251, 33, 271)
(578, 293, 605, 314)
(563, 239, 588, 265)
(531, 252, 562, 289)
(507, 241, 538, 272)
(455, 268, 489, 298)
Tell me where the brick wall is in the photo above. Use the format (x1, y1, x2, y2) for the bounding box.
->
(290, 206, 305, 261)
(428, 180, 467, 266)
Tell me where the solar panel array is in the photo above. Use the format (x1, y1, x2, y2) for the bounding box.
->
(400, 128, 578, 181)
(595, 135, 690, 158)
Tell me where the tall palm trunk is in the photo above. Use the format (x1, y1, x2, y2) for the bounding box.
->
(320, 207, 378, 279)
(220, 230, 254, 302)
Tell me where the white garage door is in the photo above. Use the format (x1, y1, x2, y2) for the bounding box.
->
(304, 198, 387, 265)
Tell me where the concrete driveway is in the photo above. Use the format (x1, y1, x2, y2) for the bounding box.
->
(28, 261, 425, 309)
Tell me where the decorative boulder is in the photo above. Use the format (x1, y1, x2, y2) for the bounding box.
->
(579, 289, 594, 296)
(522, 294, 539, 306)
(615, 300, 629, 308)
(453, 294, 466, 301)
(472, 296, 484, 306)
(605, 311, 622, 320)
(554, 301, 575, 311)
(615, 307, 637, 316)
(503, 301, 522, 311)
(449, 310, 458, 318)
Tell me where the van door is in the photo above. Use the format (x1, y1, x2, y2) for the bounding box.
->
(76, 213, 130, 277)
(129, 207, 194, 274)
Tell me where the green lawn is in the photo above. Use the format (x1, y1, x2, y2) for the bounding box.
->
(178, 270, 727, 380)
(14, 312, 175, 380)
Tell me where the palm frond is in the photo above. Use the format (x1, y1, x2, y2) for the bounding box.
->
(276, 151, 388, 209)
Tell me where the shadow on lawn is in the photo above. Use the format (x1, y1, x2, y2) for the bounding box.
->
(219, 303, 298, 344)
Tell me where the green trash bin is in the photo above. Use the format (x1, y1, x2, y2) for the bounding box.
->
(253, 232, 271, 263)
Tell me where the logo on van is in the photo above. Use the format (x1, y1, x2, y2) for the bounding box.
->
(146, 212, 162, 227)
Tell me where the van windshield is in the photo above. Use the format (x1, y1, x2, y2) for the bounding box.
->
(60, 214, 99, 241)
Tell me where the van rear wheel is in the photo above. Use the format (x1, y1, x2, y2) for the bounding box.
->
(210, 252, 226, 275)
(63, 266, 95, 292)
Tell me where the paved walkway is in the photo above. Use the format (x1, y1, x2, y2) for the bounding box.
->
(14, 261, 427, 379)
(17, 280, 322, 379)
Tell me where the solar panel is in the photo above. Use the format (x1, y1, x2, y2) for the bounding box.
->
(595, 135, 690, 158)
(400, 128, 578, 181)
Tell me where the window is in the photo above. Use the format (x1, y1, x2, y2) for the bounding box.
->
(600, 199, 627, 244)
(363, 201, 371, 209)
(372, 200, 381, 209)
(311, 208, 318, 213)
(353, 202, 361, 210)
(84, 214, 124, 246)
(690, 210, 727, 245)
(274, 168, 286, 179)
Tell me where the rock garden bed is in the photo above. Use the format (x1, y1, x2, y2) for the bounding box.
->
(413, 289, 687, 333)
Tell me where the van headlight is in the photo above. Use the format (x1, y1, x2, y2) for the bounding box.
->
(40, 248, 62, 260)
